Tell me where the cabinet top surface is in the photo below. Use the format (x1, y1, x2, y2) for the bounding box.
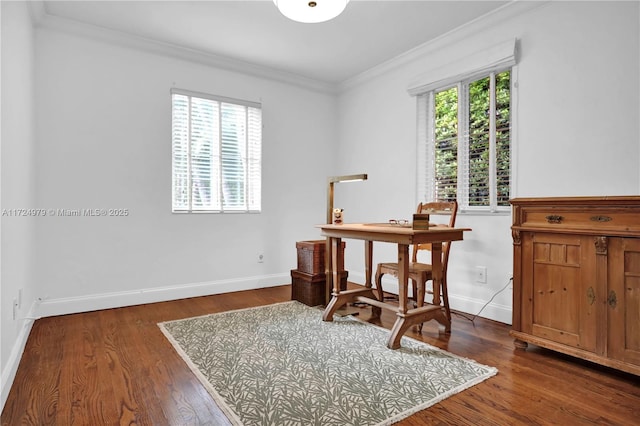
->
(510, 196, 640, 207)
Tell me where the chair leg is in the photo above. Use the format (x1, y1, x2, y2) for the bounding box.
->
(441, 277, 451, 322)
(369, 268, 384, 317)
(377, 268, 399, 302)
(416, 279, 426, 332)
(416, 280, 426, 308)
(411, 279, 418, 308)
(374, 267, 385, 302)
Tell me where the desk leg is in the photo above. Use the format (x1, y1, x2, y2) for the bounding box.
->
(431, 242, 442, 306)
(431, 241, 451, 333)
(364, 240, 381, 317)
(332, 237, 344, 296)
(397, 243, 409, 314)
(322, 237, 346, 322)
(388, 308, 450, 349)
(364, 240, 373, 289)
(386, 242, 451, 348)
(388, 317, 413, 350)
(325, 237, 332, 305)
(387, 244, 409, 348)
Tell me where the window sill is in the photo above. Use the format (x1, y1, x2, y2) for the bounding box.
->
(458, 209, 511, 216)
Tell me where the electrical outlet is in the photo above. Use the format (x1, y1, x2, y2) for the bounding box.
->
(475, 266, 487, 284)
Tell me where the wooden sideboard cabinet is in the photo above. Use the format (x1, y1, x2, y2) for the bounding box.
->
(510, 196, 640, 376)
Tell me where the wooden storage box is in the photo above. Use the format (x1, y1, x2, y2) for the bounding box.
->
(291, 270, 348, 307)
(296, 240, 345, 275)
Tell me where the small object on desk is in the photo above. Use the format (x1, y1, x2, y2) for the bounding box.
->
(412, 213, 430, 230)
(333, 208, 344, 225)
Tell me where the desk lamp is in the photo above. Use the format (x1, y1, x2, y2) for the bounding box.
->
(325, 174, 368, 304)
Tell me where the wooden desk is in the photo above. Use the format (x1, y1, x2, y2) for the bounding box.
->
(318, 223, 469, 349)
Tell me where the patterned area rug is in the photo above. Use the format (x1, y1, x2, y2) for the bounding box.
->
(158, 301, 497, 426)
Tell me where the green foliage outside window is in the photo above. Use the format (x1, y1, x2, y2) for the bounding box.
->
(434, 87, 458, 202)
(433, 71, 511, 207)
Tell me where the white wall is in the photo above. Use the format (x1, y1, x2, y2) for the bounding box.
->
(32, 27, 337, 315)
(2, 0, 639, 406)
(336, 1, 640, 323)
(1, 0, 37, 405)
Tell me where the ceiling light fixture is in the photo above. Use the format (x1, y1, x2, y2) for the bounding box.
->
(273, 0, 350, 24)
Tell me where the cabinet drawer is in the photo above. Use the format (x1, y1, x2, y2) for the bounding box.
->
(519, 209, 640, 233)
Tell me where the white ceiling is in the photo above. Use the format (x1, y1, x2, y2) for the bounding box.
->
(42, 0, 510, 85)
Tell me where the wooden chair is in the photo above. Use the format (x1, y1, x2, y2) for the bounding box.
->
(375, 201, 458, 326)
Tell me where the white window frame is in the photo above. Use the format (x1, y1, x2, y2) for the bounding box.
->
(171, 89, 262, 213)
(410, 39, 518, 214)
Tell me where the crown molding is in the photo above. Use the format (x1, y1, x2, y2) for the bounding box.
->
(338, 1, 551, 93)
(34, 8, 339, 95)
(27, 0, 46, 26)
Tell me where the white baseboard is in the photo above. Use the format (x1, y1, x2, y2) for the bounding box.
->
(35, 273, 290, 318)
(448, 294, 512, 325)
(348, 272, 512, 325)
(1, 301, 37, 410)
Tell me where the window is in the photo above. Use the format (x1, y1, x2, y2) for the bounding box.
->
(411, 38, 516, 213)
(171, 89, 262, 213)
(417, 70, 512, 213)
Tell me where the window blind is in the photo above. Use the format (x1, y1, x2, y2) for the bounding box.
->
(171, 89, 262, 213)
(416, 91, 434, 203)
(412, 38, 516, 213)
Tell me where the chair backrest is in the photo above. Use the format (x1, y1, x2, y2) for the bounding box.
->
(411, 201, 458, 268)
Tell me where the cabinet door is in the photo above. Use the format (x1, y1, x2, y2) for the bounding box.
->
(521, 232, 598, 352)
(608, 238, 640, 365)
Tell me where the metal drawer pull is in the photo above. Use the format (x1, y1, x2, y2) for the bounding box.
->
(545, 215, 563, 224)
(590, 215, 612, 222)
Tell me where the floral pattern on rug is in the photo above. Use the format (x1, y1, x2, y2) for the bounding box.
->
(159, 301, 497, 426)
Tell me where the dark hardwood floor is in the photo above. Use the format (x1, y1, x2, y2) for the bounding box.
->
(2, 284, 639, 425)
